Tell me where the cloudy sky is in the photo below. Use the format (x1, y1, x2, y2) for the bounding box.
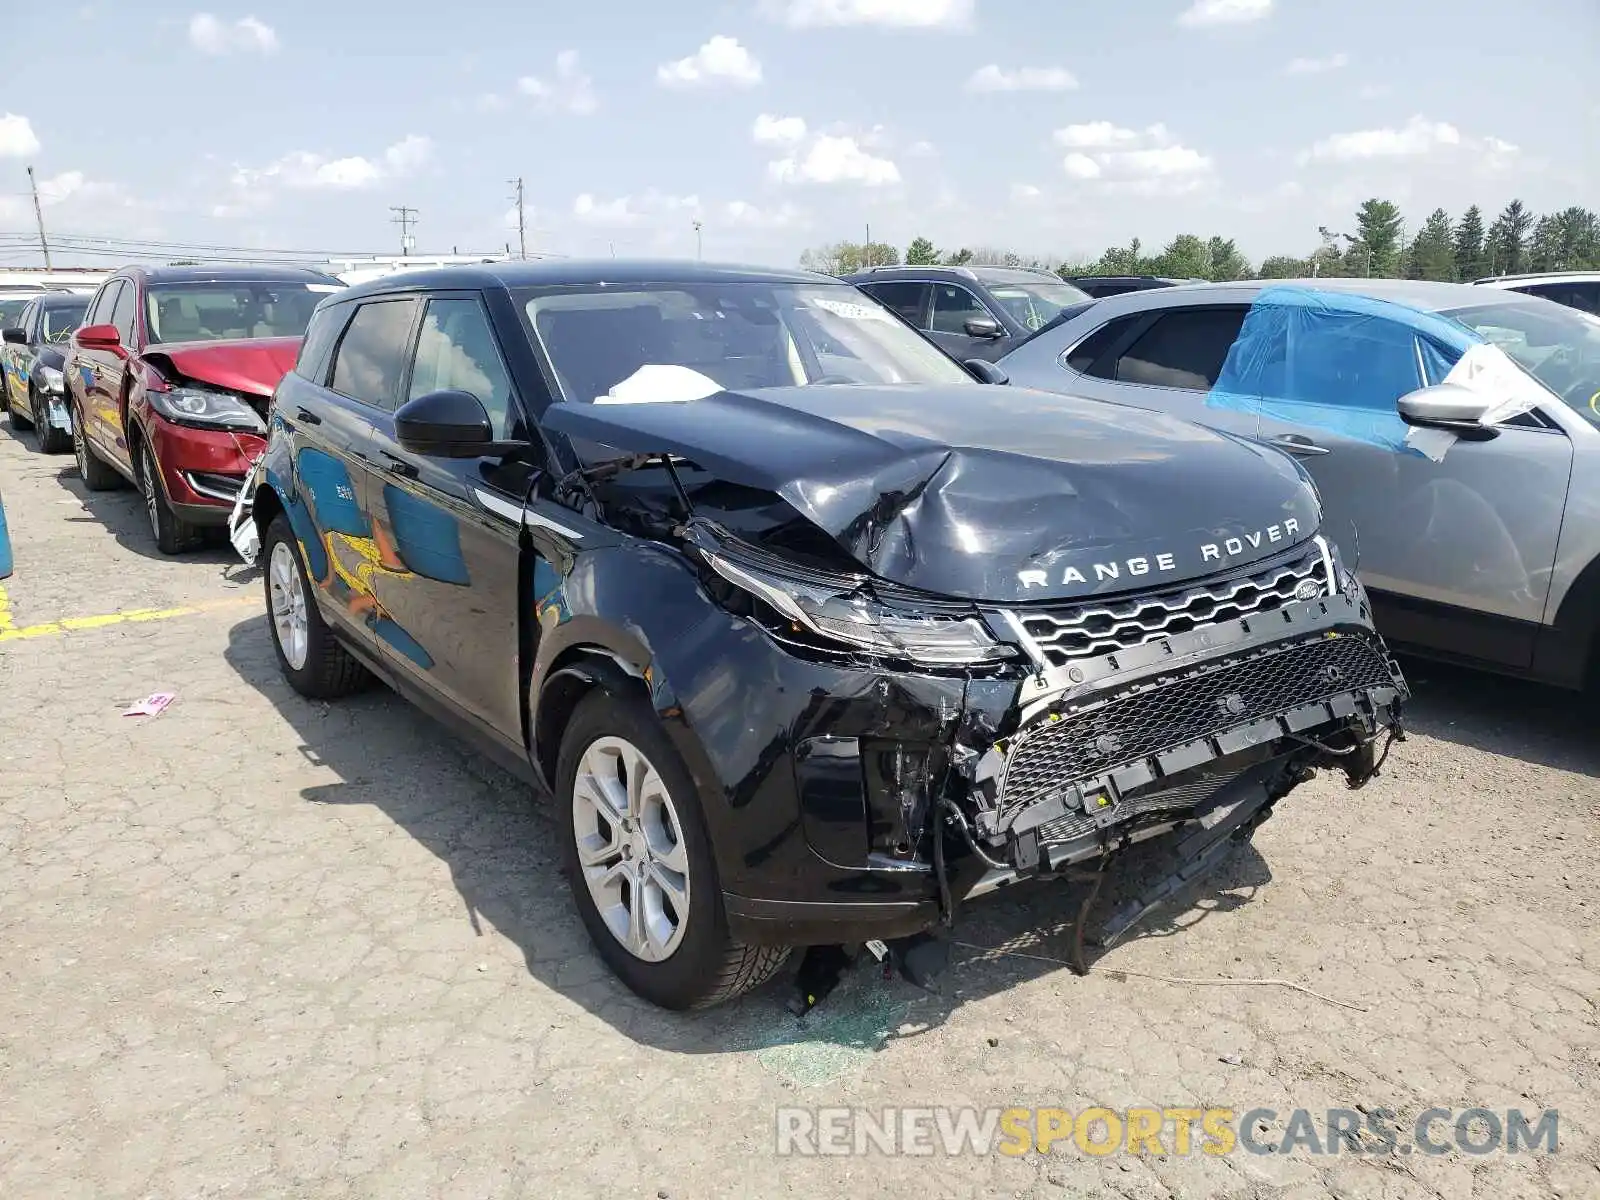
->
(1, 0, 1596, 268)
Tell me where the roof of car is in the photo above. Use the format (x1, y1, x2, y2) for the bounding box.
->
(1139, 276, 1544, 314)
(843, 265, 1063, 286)
(336, 259, 830, 302)
(1473, 270, 1600, 286)
(33, 291, 90, 307)
(115, 265, 345, 285)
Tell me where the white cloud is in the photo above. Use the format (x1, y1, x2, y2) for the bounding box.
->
(1010, 182, 1043, 201)
(1062, 153, 1101, 179)
(752, 114, 807, 144)
(965, 64, 1078, 92)
(1053, 121, 1145, 149)
(573, 190, 701, 226)
(231, 135, 432, 194)
(517, 50, 597, 115)
(1054, 122, 1213, 187)
(188, 13, 278, 55)
(776, 0, 974, 29)
(1284, 52, 1348, 74)
(768, 134, 901, 186)
(0, 169, 137, 227)
(723, 199, 804, 229)
(1300, 115, 1463, 163)
(1177, 0, 1272, 28)
(0, 113, 41, 157)
(658, 36, 762, 88)
(907, 139, 937, 157)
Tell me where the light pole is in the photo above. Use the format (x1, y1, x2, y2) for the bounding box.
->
(693, 220, 703, 260)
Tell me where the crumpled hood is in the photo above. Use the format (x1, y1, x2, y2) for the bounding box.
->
(144, 336, 301, 398)
(544, 384, 1322, 603)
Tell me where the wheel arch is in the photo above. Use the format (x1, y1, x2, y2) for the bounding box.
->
(1534, 551, 1600, 689)
(531, 644, 653, 791)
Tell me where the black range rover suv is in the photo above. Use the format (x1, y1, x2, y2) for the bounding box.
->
(241, 261, 1408, 1009)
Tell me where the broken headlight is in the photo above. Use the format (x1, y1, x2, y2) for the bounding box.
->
(704, 550, 1014, 666)
(148, 384, 266, 434)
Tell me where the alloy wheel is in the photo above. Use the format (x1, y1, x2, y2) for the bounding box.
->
(72, 410, 88, 477)
(268, 540, 310, 671)
(139, 450, 162, 542)
(571, 735, 692, 963)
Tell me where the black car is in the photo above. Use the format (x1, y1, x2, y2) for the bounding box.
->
(1063, 275, 1198, 299)
(2, 290, 91, 453)
(846, 265, 1094, 361)
(241, 260, 1408, 1010)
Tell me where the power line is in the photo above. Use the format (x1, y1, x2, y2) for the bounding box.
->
(390, 205, 418, 257)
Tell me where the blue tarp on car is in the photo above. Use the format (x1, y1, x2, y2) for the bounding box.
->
(1206, 286, 1480, 455)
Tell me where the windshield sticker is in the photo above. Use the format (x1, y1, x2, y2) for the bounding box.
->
(807, 297, 894, 323)
(595, 364, 723, 405)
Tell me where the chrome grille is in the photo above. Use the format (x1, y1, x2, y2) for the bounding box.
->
(998, 633, 1394, 812)
(1014, 544, 1330, 668)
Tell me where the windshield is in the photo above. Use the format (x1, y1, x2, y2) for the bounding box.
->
(984, 280, 1092, 332)
(1443, 300, 1600, 426)
(42, 301, 88, 341)
(521, 281, 975, 402)
(144, 281, 335, 345)
(0, 298, 31, 330)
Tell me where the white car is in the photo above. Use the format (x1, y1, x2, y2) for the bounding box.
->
(1473, 271, 1600, 318)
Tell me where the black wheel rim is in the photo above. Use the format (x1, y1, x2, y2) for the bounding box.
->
(140, 450, 161, 539)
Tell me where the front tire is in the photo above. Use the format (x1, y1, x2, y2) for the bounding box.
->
(262, 514, 369, 699)
(33, 388, 69, 453)
(135, 440, 203, 555)
(72, 402, 122, 491)
(556, 687, 789, 1009)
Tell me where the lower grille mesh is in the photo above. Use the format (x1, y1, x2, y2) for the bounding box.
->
(1000, 634, 1393, 811)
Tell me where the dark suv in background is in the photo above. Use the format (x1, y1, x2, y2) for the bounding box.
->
(847, 265, 1092, 360)
(1063, 275, 1197, 299)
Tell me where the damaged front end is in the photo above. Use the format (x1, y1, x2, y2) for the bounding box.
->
(540, 389, 1409, 956)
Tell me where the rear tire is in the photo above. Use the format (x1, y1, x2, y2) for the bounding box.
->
(33, 388, 69, 453)
(556, 687, 789, 1009)
(71, 402, 122, 491)
(261, 514, 369, 699)
(135, 439, 203, 555)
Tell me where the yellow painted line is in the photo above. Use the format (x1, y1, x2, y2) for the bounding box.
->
(0, 587, 257, 643)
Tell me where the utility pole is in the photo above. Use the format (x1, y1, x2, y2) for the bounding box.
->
(509, 178, 527, 259)
(389, 205, 418, 256)
(27, 166, 50, 268)
(692, 220, 703, 260)
(864, 221, 871, 269)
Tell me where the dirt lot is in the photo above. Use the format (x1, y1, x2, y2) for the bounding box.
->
(1, 421, 1596, 1200)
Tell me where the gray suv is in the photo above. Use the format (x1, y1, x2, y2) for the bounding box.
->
(999, 278, 1600, 689)
(847, 265, 1092, 361)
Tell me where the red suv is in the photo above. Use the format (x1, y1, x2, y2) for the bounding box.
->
(63, 266, 343, 552)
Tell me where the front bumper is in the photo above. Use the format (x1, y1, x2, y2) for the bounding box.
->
(146, 417, 266, 525)
(702, 577, 1405, 948)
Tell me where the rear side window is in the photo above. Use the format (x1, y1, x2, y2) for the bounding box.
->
(1106, 307, 1248, 390)
(1067, 315, 1143, 374)
(407, 298, 517, 437)
(17, 301, 39, 338)
(86, 280, 121, 328)
(296, 302, 352, 384)
(329, 299, 419, 410)
(863, 282, 930, 327)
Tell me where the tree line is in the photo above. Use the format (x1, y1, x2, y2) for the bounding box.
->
(798, 199, 1600, 284)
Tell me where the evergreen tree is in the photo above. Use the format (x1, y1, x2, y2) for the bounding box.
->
(1485, 200, 1534, 275)
(1407, 208, 1456, 281)
(1453, 205, 1487, 281)
(1353, 198, 1404, 276)
(905, 236, 940, 266)
(1206, 236, 1251, 280)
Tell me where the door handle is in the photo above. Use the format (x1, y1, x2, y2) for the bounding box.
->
(1267, 433, 1330, 457)
(380, 451, 419, 479)
(295, 406, 322, 425)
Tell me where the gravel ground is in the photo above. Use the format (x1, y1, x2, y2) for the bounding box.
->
(1, 419, 1596, 1199)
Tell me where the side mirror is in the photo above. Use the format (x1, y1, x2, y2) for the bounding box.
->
(395, 389, 495, 458)
(965, 359, 1010, 385)
(1397, 383, 1495, 430)
(1, 328, 26, 346)
(75, 323, 121, 349)
(963, 315, 1004, 340)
